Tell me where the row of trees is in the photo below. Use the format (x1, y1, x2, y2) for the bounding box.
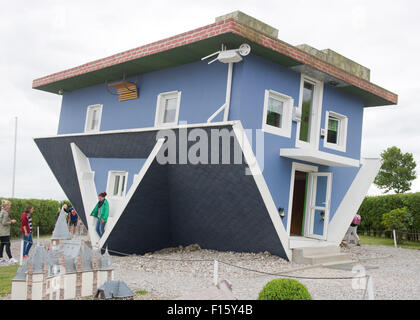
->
(0, 198, 72, 238)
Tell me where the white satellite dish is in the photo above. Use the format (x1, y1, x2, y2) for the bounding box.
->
(238, 43, 251, 56)
(201, 43, 251, 64)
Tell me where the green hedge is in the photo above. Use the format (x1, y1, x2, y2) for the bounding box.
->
(358, 192, 420, 233)
(0, 198, 71, 238)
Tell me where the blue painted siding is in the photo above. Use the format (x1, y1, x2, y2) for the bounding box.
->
(89, 158, 147, 195)
(58, 59, 229, 134)
(319, 84, 364, 159)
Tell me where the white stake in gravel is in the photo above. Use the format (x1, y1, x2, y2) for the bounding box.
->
(366, 276, 375, 300)
(393, 229, 397, 248)
(19, 240, 24, 265)
(213, 260, 219, 286)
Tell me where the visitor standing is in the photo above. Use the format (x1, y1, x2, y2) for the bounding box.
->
(346, 213, 361, 246)
(69, 208, 79, 235)
(90, 192, 109, 239)
(0, 200, 18, 263)
(21, 206, 34, 258)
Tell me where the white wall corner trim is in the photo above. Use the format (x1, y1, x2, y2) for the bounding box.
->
(232, 121, 292, 260)
(327, 158, 382, 244)
(70, 142, 99, 245)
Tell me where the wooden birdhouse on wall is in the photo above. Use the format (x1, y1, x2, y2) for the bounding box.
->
(107, 80, 138, 102)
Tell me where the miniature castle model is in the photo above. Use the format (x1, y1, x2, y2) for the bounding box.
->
(11, 210, 114, 300)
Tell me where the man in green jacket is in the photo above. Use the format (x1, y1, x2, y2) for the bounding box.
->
(90, 192, 109, 238)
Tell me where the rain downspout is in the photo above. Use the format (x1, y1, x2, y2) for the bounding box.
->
(223, 62, 233, 122)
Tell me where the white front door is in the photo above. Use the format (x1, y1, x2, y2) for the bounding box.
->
(305, 172, 332, 240)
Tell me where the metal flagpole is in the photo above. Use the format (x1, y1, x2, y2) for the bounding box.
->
(12, 116, 18, 198)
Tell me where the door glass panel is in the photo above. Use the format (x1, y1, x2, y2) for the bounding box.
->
(314, 175, 328, 207)
(306, 173, 331, 240)
(266, 97, 283, 128)
(299, 81, 314, 142)
(311, 209, 326, 236)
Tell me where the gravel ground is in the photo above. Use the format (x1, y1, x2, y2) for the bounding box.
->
(3, 239, 420, 300)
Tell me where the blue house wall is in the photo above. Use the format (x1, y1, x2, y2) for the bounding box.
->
(229, 54, 364, 230)
(57, 53, 365, 235)
(89, 158, 147, 194)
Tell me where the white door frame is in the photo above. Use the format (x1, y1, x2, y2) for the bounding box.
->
(286, 162, 318, 236)
(305, 172, 333, 240)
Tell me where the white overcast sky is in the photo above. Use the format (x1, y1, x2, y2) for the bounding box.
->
(0, 0, 419, 200)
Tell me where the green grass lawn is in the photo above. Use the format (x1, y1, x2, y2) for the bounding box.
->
(0, 265, 19, 296)
(360, 234, 420, 250)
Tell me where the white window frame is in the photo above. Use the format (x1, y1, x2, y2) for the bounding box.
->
(154, 91, 181, 127)
(262, 89, 294, 138)
(84, 104, 103, 133)
(295, 74, 324, 150)
(106, 171, 128, 199)
(323, 111, 348, 153)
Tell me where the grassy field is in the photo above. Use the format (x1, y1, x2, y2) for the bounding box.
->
(360, 235, 420, 250)
(0, 265, 19, 296)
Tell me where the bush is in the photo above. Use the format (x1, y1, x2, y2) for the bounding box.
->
(358, 193, 420, 234)
(257, 278, 312, 300)
(0, 197, 72, 238)
(382, 207, 410, 231)
(382, 207, 412, 243)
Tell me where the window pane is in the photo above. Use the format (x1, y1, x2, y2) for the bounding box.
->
(299, 81, 314, 142)
(163, 97, 177, 123)
(266, 97, 283, 128)
(113, 175, 120, 196)
(91, 109, 98, 130)
(121, 175, 126, 196)
(327, 117, 339, 144)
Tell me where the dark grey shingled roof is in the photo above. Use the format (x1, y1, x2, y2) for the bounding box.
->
(95, 280, 134, 299)
(14, 258, 29, 281)
(52, 209, 72, 240)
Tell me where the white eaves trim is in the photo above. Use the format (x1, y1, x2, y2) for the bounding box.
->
(35, 121, 237, 140)
(280, 148, 360, 167)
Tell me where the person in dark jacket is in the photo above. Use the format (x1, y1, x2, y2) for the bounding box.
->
(90, 192, 109, 239)
(69, 208, 79, 235)
(21, 205, 34, 258)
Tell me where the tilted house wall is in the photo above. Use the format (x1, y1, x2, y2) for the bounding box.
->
(32, 11, 397, 261)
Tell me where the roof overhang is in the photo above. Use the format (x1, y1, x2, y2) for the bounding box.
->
(280, 148, 360, 167)
(32, 18, 397, 107)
